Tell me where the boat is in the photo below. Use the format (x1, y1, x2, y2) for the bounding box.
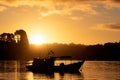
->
(26, 56, 85, 73)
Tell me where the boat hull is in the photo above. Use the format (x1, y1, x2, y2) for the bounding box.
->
(54, 61, 84, 72)
(26, 61, 84, 73)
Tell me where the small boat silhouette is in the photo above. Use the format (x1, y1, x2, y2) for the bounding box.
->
(26, 56, 85, 73)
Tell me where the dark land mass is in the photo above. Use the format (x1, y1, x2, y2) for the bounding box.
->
(0, 30, 120, 61)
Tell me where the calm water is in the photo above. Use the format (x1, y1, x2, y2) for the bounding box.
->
(0, 60, 119, 80)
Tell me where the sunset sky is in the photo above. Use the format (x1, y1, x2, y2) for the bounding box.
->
(0, 0, 120, 45)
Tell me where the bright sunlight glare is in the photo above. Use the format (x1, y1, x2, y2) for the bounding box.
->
(29, 35, 45, 45)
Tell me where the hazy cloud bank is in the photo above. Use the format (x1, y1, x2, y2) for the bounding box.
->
(0, 0, 120, 17)
(93, 23, 120, 31)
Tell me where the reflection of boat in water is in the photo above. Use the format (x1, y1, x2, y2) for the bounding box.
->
(26, 57, 85, 73)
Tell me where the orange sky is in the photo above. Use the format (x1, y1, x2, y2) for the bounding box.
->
(0, 0, 120, 45)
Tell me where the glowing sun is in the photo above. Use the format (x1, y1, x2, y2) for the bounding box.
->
(29, 35, 45, 45)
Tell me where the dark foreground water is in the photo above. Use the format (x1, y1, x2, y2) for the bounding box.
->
(0, 60, 119, 80)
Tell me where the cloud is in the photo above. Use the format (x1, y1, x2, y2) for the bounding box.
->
(93, 23, 120, 31)
(0, 0, 98, 16)
(0, 0, 120, 8)
(70, 16, 82, 20)
(0, 0, 120, 17)
(0, 6, 7, 11)
(102, 0, 120, 9)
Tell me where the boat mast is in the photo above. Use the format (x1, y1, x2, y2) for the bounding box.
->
(48, 50, 55, 58)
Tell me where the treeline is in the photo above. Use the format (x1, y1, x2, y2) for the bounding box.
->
(83, 42, 120, 60)
(30, 42, 120, 60)
(0, 30, 120, 60)
(0, 29, 29, 60)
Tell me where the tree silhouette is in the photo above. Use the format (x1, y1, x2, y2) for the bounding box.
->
(0, 29, 30, 60)
(0, 33, 15, 43)
(14, 29, 29, 48)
